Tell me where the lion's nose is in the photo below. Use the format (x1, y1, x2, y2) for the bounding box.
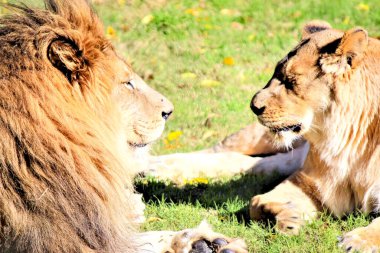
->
(161, 97, 174, 120)
(250, 93, 266, 116)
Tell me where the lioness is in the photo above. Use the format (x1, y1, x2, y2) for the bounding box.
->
(0, 1, 247, 252)
(249, 20, 380, 252)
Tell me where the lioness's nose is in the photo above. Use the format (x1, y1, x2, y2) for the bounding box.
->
(250, 92, 265, 116)
(161, 97, 174, 120)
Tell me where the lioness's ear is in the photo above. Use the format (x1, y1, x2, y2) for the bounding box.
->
(302, 20, 332, 39)
(320, 28, 368, 76)
(48, 37, 86, 83)
(336, 28, 368, 67)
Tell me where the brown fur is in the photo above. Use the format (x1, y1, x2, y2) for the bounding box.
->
(250, 21, 380, 250)
(0, 1, 148, 252)
(0, 1, 249, 253)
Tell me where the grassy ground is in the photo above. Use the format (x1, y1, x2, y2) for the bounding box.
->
(18, 0, 380, 252)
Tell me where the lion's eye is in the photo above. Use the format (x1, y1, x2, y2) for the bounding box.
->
(123, 79, 135, 90)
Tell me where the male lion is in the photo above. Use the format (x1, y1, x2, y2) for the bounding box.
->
(0, 0, 247, 252)
(249, 20, 380, 252)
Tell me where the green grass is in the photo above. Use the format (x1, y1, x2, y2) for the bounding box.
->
(15, 0, 380, 251)
(92, 0, 380, 252)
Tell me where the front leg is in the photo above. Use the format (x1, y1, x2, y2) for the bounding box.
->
(338, 217, 380, 253)
(139, 221, 247, 253)
(250, 172, 320, 234)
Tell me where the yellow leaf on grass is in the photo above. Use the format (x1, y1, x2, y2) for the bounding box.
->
(248, 34, 256, 41)
(141, 14, 154, 25)
(146, 217, 162, 222)
(204, 24, 213, 30)
(343, 16, 350, 25)
(185, 177, 209, 185)
(185, 8, 202, 16)
(220, 9, 240, 17)
(200, 79, 221, 87)
(202, 130, 216, 140)
(181, 72, 197, 80)
(223, 56, 235, 66)
(167, 131, 183, 141)
(357, 3, 369, 11)
(117, 0, 125, 6)
(106, 26, 116, 38)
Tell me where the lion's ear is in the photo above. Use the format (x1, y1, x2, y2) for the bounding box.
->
(302, 20, 332, 39)
(48, 38, 85, 83)
(320, 28, 368, 76)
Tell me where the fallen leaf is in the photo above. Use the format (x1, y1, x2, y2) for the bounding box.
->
(146, 217, 162, 222)
(185, 177, 209, 185)
(141, 14, 154, 25)
(231, 22, 244, 30)
(220, 8, 241, 17)
(292, 11, 302, 18)
(106, 26, 116, 38)
(248, 34, 256, 41)
(117, 0, 125, 6)
(167, 130, 183, 141)
(342, 16, 350, 25)
(185, 8, 202, 16)
(223, 56, 235, 66)
(181, 72, 197, 80)
(357, 3, 369, 11)
(202, 130, 216, 140)
(200, 79, 221, 87)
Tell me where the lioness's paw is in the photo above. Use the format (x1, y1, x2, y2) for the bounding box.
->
(171, 221, 248, 253)
(338, 227, 380, 253)
(250, 196, 304, 235)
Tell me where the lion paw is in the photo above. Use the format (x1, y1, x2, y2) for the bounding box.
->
(338, 227, 380, 253)
(171, 220, 248, 253)
(250, 195, 304, 235)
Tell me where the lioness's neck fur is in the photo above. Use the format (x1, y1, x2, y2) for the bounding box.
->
(305, 39, 380, 215)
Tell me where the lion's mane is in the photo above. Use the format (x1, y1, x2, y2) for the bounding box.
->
(0, 0, 137, 252)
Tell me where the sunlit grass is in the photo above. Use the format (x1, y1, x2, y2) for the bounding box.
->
(11, 0, 378, 251)
(92, 0, 380, 251)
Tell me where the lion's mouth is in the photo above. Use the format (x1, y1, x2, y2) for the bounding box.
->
(269, 124, 302, 133)
(128, 142, 148, 148)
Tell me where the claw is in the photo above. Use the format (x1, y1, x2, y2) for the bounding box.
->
(212, 238, 228, 247)
(191, 240, 212, 253)
(220, 250, 235, 253)
(337, 236, 343, 243)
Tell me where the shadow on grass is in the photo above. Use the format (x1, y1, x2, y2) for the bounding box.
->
(135, 173, 287, 224)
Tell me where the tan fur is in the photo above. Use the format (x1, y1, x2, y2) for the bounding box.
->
(0, 1, 248, 252)
(250, 20, 380, 251)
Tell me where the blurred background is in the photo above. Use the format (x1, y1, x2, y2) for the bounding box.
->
(14, 0, 380, 155)
(93, 0, 380, 156)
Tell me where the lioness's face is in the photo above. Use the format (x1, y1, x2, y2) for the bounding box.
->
(111, 57, 173, 150)
(250, 23, 348, 146)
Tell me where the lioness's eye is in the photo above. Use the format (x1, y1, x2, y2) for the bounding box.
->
(123, 79, 135, 90)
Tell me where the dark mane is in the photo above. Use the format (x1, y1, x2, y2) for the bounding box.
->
(0, 1, 136, 252)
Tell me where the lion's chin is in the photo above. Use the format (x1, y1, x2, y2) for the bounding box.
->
(128, 142, 149, 148)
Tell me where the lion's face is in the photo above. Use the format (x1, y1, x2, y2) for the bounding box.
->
(111, 60, 173, 150)
(46, 29, 173, 153)
(250, 21, 368, 147)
